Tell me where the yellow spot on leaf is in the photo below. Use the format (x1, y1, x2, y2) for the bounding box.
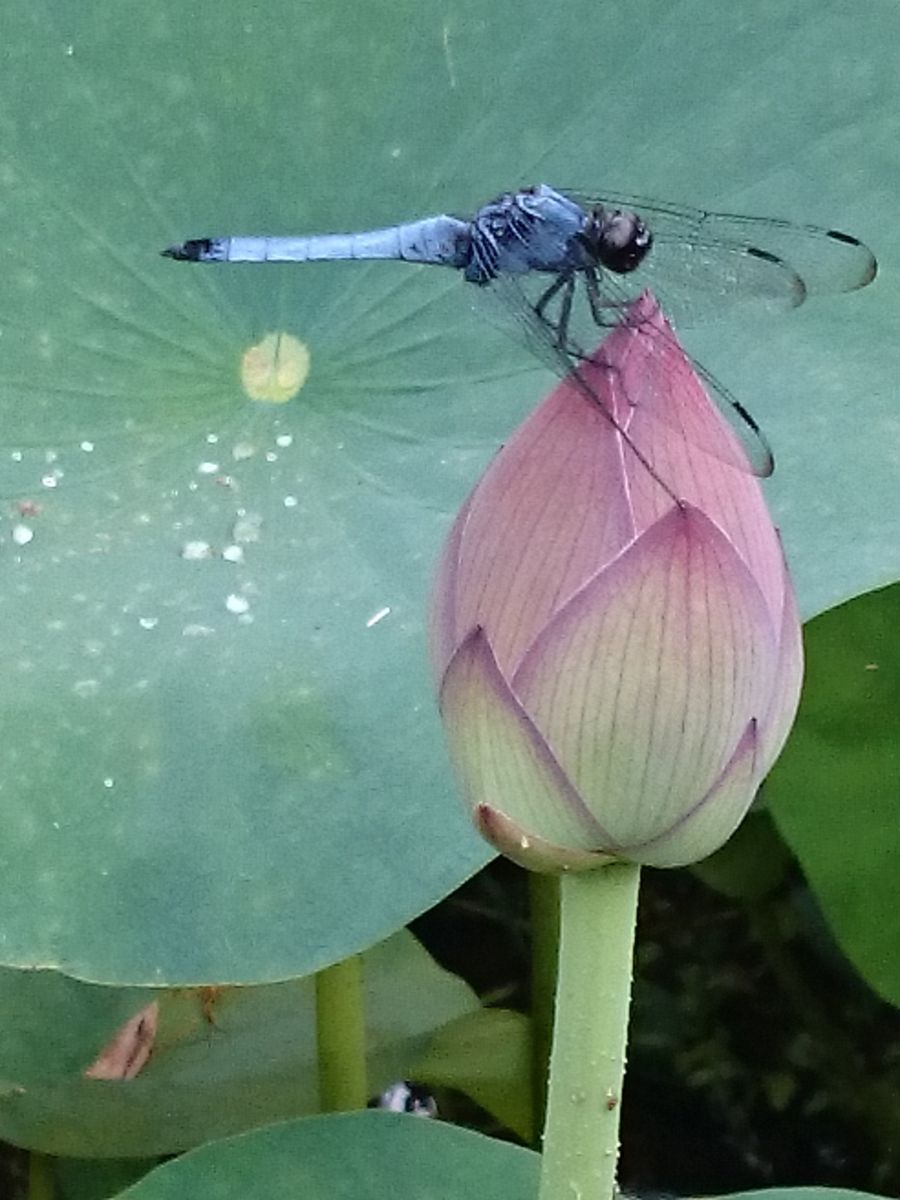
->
(241, 332, 310, 404)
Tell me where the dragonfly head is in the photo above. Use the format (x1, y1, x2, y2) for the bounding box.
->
(584, 208, 652, 274)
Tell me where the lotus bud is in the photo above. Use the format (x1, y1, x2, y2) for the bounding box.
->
(430, 293, 803, 870)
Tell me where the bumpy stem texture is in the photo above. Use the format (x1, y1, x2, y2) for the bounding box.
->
(539, 863, 641, 1200)
(530, 872, 561, 1139)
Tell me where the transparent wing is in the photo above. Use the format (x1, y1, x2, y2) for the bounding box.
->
(481, 268, 773, 479)
(561, 188, 877, 328)
(477, 271, 680, 499)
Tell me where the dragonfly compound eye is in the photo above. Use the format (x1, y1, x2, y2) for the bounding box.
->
(597, 211, 653, 274)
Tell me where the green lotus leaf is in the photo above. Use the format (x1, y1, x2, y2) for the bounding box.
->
(0, 0, 896, 983)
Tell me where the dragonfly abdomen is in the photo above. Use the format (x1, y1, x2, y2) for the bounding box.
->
(162, 216, 471, 266)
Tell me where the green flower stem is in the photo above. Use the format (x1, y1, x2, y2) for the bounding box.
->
(538, 863, 641, 1200)
(28, 1152, 55, 1200)
(315, 954, 367, 1112)
(529, 871, 560, 1141)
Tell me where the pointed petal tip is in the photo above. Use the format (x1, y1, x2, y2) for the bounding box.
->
(436, 623, 488, 712)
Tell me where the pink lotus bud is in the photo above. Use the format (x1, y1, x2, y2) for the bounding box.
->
(430, 293, 802, 870)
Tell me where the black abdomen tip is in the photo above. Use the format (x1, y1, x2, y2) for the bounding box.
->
(161, 238, 215, 262)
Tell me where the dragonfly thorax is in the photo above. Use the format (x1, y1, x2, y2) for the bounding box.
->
(464, 185, 594, 284)
(582, 207, 652, 274)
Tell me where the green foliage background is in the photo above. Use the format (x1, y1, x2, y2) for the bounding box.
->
(0, 2, 898, 1193)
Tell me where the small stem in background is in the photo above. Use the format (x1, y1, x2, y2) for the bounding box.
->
(315, 954, 367, 1112)
(28, 1152, 54, 1200)
(529, 871, 560, 1141)
(539, 863, 641, 1200)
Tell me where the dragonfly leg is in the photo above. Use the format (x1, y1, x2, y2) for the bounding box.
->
(555, 275, 576, 351)
(534, 272, 568, 320)
(533, 272, 576, 351)
(584, 266, 629, 328)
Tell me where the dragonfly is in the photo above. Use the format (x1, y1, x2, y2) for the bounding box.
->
(163, 184, 877, 495)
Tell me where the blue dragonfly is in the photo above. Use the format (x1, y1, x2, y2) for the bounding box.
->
(164, 184, 877, 493)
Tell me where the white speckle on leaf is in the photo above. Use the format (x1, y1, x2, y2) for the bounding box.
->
(225, 593, 250, 615)
(181, 540, 212, 560)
